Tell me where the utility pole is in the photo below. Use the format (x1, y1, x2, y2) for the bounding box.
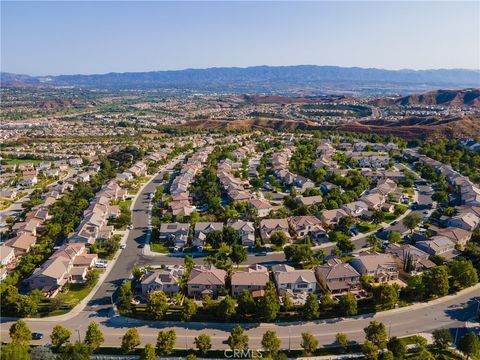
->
(76, 328, 81, 342)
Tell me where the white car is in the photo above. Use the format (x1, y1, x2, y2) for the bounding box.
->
(95, 262, 108, 269)
(128, 224, 133, 230)
(120, 244, 126, 249)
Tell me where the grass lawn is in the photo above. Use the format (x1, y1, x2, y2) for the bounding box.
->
(384, 213, 398, 223)
(357, 222, 381, 233)
(37, 269, 103, 317)
(2, 158, 44, 165)
(0, 199, 13, 211)
(150, 243, 171, 253)
(119, 199, 132, 209)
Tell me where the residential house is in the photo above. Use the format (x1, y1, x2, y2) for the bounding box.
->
(272, 264, 317, 296)
(159, 222, 190, 249)
(315, 258, 361, 294)
(26, 257, 72, 295)
(350, 252, 398, 282)
(187, 264, 227, 298)
(415, 236, 456, 257)
(296, 195, 323, 207)
(288, 216, 326, 240)
(361, 193, 386, 210)
(141, 265, 185, 296)
(228, 220, 256, 247)
(231, 264, 269, 297)
(0, 246, 15, 266)
(259, 219, 290, 242)
(320, 208, 348, 226)
(446, 212, 480, 231)
(248, 199, 273, 218)
(193, 222, 224, 248)
(429, 226, 472, 248)
(385, 243, 435, 274)
(4, 233, 36, 255)
(341, 201, 369, 218)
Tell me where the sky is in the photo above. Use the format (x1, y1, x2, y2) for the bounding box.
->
(1, 1, 479, 75)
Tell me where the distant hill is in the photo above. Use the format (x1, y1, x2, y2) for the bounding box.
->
(2, 65, 480, 95)
(371, 88, 480, 107)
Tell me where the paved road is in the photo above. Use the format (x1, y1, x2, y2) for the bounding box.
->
(84, 158, 181, 312)
(2, 284, 479, 350)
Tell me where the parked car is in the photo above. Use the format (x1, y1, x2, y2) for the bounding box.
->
(96, 261, 108, 269)
(32, 333, 44, 340)
(120, 244, 126, 249)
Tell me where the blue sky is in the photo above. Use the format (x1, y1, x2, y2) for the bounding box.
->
(1, 1, 479, 75)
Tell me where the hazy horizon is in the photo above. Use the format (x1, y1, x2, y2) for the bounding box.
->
(2, 1, 479, 76)
(3, 63, 480, 78)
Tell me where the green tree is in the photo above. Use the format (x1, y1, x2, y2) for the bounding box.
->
(270, 231, 288, 247)
(16, 294, 39, 317)
(423, 266, 449, 297)
(388, 231, 402, 243)
(223, 226, 240, 245)
(205, 230, 223, 248)
(450, 259, 478, 289)
(84, 321, 104, 351)
(216, 295, 237, 320)
(282, 292, 294, 311)
(0, 343, 30, 360)
(373, 284, 399, 310)
(122, 327, 141, 353)
(367, 234, 380, 249)
(459, 332, 480, 359)
(403, 213, 421, 234)
(184, 255, 195, 271)
(30, 346, 56, 360)
(371, 210, 385, 225)
(59, 341, 92, 360)
(237, 289, 256, 315)
(300, 332, 318, 355)
(284, 244, 313, 263)
(118, 280, 133, 312)
(140, 344, 157, 360)
(303, 293, 320, 320)
(229, 244, 247, 266)
(194, 334, 212, 355)
(257, 282, 280, 321)
(338, 292, 357, 316)
(182, 297, 197, 321)
(147, 290, 169, 320)
(85, 269, 100, 286)
(227, 325, 249, 351)
(387, 337, 406, 359)
(132, 266, 144, 283)
(50, 324, 71, 349)
(261, 330, 281, 355)
(336, 333, 349, 353)
(432, 328, 453, 350)
(379, 350, 394, 360)
(9, 319, 31, 346)
(156, 329, 176, 356)
(362, 340, 378, 360)
(404, 274, 426, 301)
(364, 321, 388, 349)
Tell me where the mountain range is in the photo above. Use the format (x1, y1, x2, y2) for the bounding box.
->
(2, 65, 479, 95)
